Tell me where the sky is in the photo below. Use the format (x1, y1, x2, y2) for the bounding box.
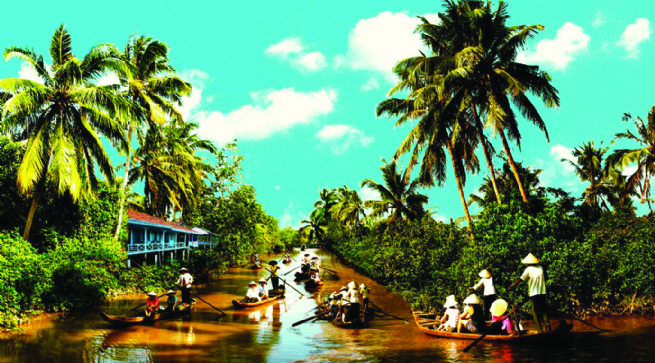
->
(1, 0, 654, 227)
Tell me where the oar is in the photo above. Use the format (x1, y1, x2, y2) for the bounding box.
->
(322, 267, 337, 274)
(369, 301, 409, 323)
(292, 310, 330, 327)
(284, 265, 301, 275)
(462, 333, 488, 353)
(511, 305, 522, 338)
(190, 292, 227, 316)
(281, 278, 304, 296)
(567, 314, 609, 332)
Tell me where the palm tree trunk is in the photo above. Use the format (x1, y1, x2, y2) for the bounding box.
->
(23, 191, 40, 241)
(114, 124, 134, 241)
(472, 107, 502, 204)
(498, 129, 529, 203)
(447, 138, 474, 239)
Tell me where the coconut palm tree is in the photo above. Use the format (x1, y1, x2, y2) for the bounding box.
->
(563, 141, 611, 211)
(331, 185, 367, 233)
(360, 158, 428, 222)
(607, 107, 655, 212)
(0, 25, 129, 241)
(113, 35, 192, 239)
(299, 208, 326, 244)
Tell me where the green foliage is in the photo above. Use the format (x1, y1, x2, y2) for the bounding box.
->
(278, 227, 300, 251)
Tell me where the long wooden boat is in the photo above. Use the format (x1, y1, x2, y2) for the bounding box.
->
(251, 264, 263, 270)
(100, 304, 193, 327)
(282, 260, 292, 264)
(268, 286, 286, 296)
(304, 279, 323, 289)
(294, 272, 311, 281)
(232, 294, 285, 310)
(413, 311, 572, 342)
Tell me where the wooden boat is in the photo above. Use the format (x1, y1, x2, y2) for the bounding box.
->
(268, 286, 286, 296)
(100, 303, 193, 327)
(232, 294, 285, 310)
(304, 279, 323, 289)
(282, 259, 292, 264)
(413, 311, 572, 342)
(251, 263, 263, 270)
(294, 272, 311, 281)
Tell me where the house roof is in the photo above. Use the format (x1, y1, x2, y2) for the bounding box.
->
(128, 210, 199, 234)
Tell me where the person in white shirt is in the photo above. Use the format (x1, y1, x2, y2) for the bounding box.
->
(436, 295, 460, 332)
(508, 253, 551, 333)
(470, 269, 496, 320)
(258, 278, 269, 300)
(342, 281, 362, 323)
(175, 267, 193, 304)
(245, 281, 261, 302)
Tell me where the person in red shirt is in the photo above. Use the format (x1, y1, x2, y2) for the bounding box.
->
(145, 291, 160, 316)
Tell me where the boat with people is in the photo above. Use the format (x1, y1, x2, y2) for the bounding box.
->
(412, 311, 573, 342)
(232, 294, 285, 310)
(100, 303, 193, 327)
(268, 286, 286, 296)
(304, 278, 323, 289)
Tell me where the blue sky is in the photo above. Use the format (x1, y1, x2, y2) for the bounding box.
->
(1, 1, 654, 227)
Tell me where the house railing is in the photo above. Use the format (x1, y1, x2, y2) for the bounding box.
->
(127, 241, 190, 254)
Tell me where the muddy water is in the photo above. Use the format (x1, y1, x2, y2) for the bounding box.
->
(2, 250, 655, 362)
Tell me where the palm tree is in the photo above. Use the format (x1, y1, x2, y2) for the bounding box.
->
(468, 158, 543, 209)
(563, 142, 611, 211)
(314, 187, 338, 221)
(0, 25, 129, 241)
(607, 107, 655, 212)
(360, 158, 428, 222)
(331, 185, 367, 233)
(113, 36, 192, 239)
(299, 208, 326, 244)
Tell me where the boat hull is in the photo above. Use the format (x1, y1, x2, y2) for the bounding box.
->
(100, 304, 193, 327)
(232, 294, 285, 309)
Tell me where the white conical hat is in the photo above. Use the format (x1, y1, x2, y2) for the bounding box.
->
(166, 290, 176, 295)
(259, 278, 267, 283)
(443, 295, 458, 308)
(490, 299, 508, 317)
(479, 269, 492, 278)
(463, 294, 483, 305)
(248, 281, 257, 286)
(147, 291, 157, 296)
(347, 281, 357, 289)
(522, 253, 540, 264)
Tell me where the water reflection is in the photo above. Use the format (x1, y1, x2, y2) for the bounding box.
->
(2, 249, 655, 362)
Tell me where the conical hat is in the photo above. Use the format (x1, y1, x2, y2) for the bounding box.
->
(490, 299, 508, 317)
(258, 278, 267, 283)
(479, 269, 492, 278)
(463, 294, 483, 305)
(443, 295, 458, 308)
(521, 253, 540, 264)
(347, 281, 357, 289)
(147, 291, 157, 297)
(166, 290, 176, 295)
(248, 281, 257, 286)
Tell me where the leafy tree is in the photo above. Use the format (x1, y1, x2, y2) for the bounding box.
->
(332, 185, 367, 234)
(0, 24, 130, 241)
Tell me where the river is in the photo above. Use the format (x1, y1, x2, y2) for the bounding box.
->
(1, 249, 655, 362)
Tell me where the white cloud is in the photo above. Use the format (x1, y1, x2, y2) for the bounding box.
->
(18, 62, 45, 84)
(360, 77, 380, 91)
(192, 87, 337, 145)
(279, 201, 306, 228)
(297, 51, 327, 71)
(593, 10, 605, 28)
(340, 11, 440, 82)
(316, 124, 374, 154)
(359, 186, 380, 202)
(536, 144, 580, 193)
(617, 18, 651, 59)
(96, 72, 120, 87)
(265, 37, 304, 57)
(180, 69, 210, 121)
(517, 22, 590, 70)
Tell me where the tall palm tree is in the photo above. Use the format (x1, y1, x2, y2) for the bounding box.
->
(0, 25, 129, 241)
(313, 187, 338, 221)
(563, 141, 611, 211)
(299, 208, 327, 244)
(331, 185, 367, 232)
(113, 35, 192, 239)
(360, 158, 428, 222)
(607, 107, 655, 212)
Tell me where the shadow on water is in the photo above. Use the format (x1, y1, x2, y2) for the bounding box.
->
(2, 249, 655, 362)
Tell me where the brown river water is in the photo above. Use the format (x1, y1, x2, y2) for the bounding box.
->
(2, 249, 655, 362)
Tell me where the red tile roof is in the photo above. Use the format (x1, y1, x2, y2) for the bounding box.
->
(128, 210, 197, 233)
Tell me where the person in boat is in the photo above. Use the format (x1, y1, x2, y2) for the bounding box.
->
(487, 299, 516, 335)
(175, 267, 193, 304)
(245, 281, 261, 302)
(359, 283, 370, 314)
(309, 267, 321, 284)
(145, 292, 160, 317)
(457, 294, 486, 334)
(311, 256, 321, 270)
(508, 253, 551, 333)
(164, 290, 178, 312)
(268, 260, 281, 291)
(469, 269, 496, 320)
(327, 292, 338, 319)
(258, 278, 269, 300)
(342, 281, 362, 323)
(435, 295, 459, 332)
(283, 254, 291, 263)
(336, 287, 348, 322)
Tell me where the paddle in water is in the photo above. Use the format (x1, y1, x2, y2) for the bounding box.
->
(369, 301, 409, 323)
(292, 310, 331, 327)
(284, 265, 301, 275)
(190, 292, 227, 316)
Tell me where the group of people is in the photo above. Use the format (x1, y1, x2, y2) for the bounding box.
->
(436, 253, 551, 335)
(245, 278, 271, 302)
(144, 267, 194, 316)
(326, 281, 370, 324)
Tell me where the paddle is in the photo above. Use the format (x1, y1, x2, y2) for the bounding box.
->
(292, 310, 330, 327)
(190, 292, 227, 316)
(369, 301, 409, 323)
(462, 333, 488, 353)
(511, 305, 522, 338)
(284, 265, 301, 275)
(321, 267, 337, 274)
(567, 314, 608, 332)
(281, 277, 304, 296)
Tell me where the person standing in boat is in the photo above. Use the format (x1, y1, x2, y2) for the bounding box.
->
(245, 281, 261, 302)
(469, 269, 496, 320)
(343, 281, 362, 323)
(164, 290, 178, 311)
(436, 295, 459, 332)
(145, 292, 160, 317)
(508, 253, 551, 333)
(457, 295, 486, 334)
(269, 260, 281, 291)
(175, 267, 193, 304)
(258, 278, 269, 300)
(359, 283, 370, 314)
(301, 254, 311, 274)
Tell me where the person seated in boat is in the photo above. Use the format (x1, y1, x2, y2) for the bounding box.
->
(508, 253, 551, 333)
(470, 269, 496, 320)
(145, 292, 160, 317)
(486, 299, 517, 335)
(342, 281, 362, 324)
(258, 278, 269, 300)
(359, 283, 370, 314)
(283, 254, 291, 263)
(309, 267, 321, 283)
(164, 290, 178, 312)
(311, 256, 321, 270)
(457, 294, 486, 334)
(245, 281, 261, 303)
(435, 295, 459, 332)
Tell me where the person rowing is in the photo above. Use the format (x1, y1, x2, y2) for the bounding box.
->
(258, 278, 269, 300)
(469, 269, 496, 320)
(342, 281, 362, 324)
(175, 267, 193, 304)
(245, 281, 260, 303)
(269, 260, 281, 291)
(145, 292, 160, 317)
(359, 283, 370, 313)
(508, 253, 551, 333)
(301, 253, 311, 274)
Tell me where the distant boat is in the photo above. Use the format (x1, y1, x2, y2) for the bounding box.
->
(100, 304, 193, 327)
